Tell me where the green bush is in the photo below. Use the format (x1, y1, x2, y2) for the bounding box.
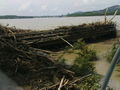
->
(76, 74, 101, 90)
(73, 40, 97, 61)
(58, 40, 100, 90)
(71, 56, 95, 76)
(73, 40, 86, 50)
(107, 39, 120, 62)
(59, 40, 97, 76)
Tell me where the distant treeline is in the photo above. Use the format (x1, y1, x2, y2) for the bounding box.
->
(67, 5, 120, 17)
(0, 15, 63, 19)
(0, 15, 35, 19)
(1, 5, 120, 19)
(67, 12, 120, 17)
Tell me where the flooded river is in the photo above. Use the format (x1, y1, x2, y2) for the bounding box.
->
(0, 16, 120, 30)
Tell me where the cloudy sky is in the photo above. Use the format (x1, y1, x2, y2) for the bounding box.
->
(0, 0, 120, 16)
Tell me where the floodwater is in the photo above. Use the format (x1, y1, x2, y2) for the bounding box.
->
(0, 16, 120, 30)
(90, 39, 120, 90)
(0, 70, 23, 90)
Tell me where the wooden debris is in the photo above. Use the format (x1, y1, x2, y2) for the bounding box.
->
(0, 22, 116, 89)
(0, 22, 116, 49)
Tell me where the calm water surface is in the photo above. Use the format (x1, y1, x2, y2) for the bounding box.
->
(0, 16, 120, 30)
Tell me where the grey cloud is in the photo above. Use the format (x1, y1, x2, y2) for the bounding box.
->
(0, 0, 120, 16)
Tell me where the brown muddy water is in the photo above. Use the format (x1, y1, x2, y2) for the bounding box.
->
(55, 38, 120, 89)
(89, 39, 120, 90)
(0, 16, 120, 30)
(89, 40, 120, 81)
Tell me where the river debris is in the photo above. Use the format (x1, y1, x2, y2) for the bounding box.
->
(0, 22, 116, 89)
(0, 22, 116, 50)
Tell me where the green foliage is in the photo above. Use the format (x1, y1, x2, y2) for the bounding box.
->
(73, 40, 86, 50)
(107, 39, 120, 62)
(58, 40, 100, 89)
(67, 11, 120, 17)
(71, 56, 95, 76)
(76, 74, 101, 90)
(59, 40, 97, 76)
(67, 5, 120, 17)
(73, 40, 97, 61)
(0, 15, 34, 19)
(71, 40, 96, 76)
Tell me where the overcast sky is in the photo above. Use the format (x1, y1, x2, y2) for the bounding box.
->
(0, 0, 120, 16)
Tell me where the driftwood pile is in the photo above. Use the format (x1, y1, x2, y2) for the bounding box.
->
(0, 25, 81, 89)
(0, 22, 116, 89)
(15, 22, 116, 49)
(0, 22, 116, 50)
(0, 25, 90, 90)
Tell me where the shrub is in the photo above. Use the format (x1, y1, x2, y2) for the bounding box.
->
(107, 39, 120, 62)
(58, 40, 100, 89)
(73, 39, 97, 61)
(71, 56, 95, 76)
(76, 74, 101, 90)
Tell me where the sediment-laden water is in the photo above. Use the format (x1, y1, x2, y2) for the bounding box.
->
(90, 40, 120, 90)
(0, 16, 120, 30)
